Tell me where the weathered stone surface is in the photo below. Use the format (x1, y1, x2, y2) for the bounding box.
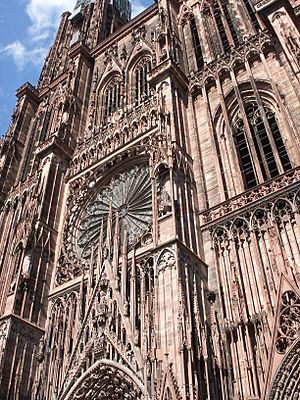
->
(0, 0, 300, 398)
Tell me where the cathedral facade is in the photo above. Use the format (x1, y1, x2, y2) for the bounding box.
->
(0, 0, 300, 398)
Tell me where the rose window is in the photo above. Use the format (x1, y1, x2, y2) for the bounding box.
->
(78, 165, 152, 258)
(275, 290, 300, 354)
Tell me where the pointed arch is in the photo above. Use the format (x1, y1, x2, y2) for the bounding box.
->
(268, 338, 300, 399)
(159, 365, 183, 400)
(265, 276, 300, 399)
(179, 10, 204, 72)
(64, 359, 144, 400)
(126, 49, 153, 72)
(156, 248, 176, 275)
(126, 52, 153, 107)
(96, 72, 123, 125)
(213, 81, 293, 192)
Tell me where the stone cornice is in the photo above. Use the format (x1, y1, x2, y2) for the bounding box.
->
(35, 133, 73, 160)
(148, 58, 189, 88)
(200, 167, 300, 228)
(16, 82, 39, 103)
(0, 314, 44, 337)
(69, 42, 93, 62)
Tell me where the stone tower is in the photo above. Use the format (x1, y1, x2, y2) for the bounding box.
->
(0, 0, 300, 398)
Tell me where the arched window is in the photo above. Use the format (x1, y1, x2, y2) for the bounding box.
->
(233, 103, 292, 189)
(134, 58, 151, 106)
(202, 0, 239, 56)
(182, 13, 204, 72)
(103, 77, 122, 121)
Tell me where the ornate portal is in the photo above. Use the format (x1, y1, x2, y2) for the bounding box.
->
(78, 165, 152, 258)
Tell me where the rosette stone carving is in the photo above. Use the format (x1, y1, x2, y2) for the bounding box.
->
(275, 290, 300, 354)
(78, 165, 152, 258)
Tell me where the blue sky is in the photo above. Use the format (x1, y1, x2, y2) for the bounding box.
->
(0, 0, 153, 136)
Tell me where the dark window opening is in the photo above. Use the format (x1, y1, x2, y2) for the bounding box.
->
(248, 122, 268, 181)
(254, 116, 279, 178)
(135, 60, 151, 106)
(189, 16, 204, 69)
(234, 121, 258, 189)
(268, 112, 292, 172)
(233, 103, 291, 190)
(212, 2, 230, 53)
(104, 79, 122, 121)
(202, 5, 222, 57)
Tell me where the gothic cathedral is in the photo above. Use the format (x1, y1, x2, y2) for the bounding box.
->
(0, 0, 300, 398)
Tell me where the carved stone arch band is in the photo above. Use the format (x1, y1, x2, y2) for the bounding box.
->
(63, 359, 144, 400)
(178, 8, 194, 27)
(268, 338, 300, 399)
(212, 80, 277, 121)
(126, 49, 153, 72)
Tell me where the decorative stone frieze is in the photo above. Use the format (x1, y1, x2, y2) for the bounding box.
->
(201, 167, 300, 226)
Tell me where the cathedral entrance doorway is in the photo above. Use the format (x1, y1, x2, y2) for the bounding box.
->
(63, 360, 144, 400)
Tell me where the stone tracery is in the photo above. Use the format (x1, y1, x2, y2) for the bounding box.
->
(78, 164, 152, 258)
(210, 183, 300, 397)
(275, 290, 300, 354)
(63, 361, 144, 400)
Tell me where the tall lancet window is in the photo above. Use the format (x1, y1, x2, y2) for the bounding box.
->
(189, 16, 204, 69)
(103, 77, 122, 121)
(182, 13, 204, 72)
(202, 0, 239, 56)
(241, 0, 259, 32)
(233, 103, 292, 189)
(135, 58, 151, 106)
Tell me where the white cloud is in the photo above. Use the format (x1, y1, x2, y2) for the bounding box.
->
(0, 40, 48, 71)
(0, 0, 74, 71)
(1, 0, 152, 71)
(0, 41, 26, 70)
(26, 0, 75, 41)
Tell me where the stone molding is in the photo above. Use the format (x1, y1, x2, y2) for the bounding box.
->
(201, 167, 300, 227)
